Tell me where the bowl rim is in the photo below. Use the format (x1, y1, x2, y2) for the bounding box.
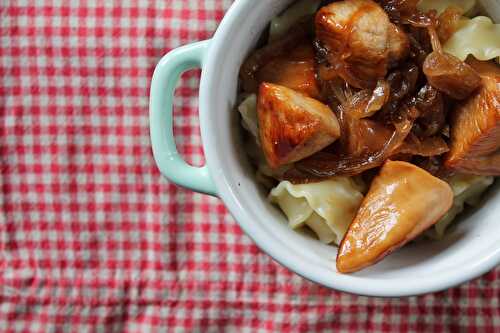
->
(199, 0, 500, 297)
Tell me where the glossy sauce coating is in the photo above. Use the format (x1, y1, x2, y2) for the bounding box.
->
(423, 51, 481, 100)
(337, 160, 453, 273)
(315, 0, 409, 88)
(257, 83, 340, 168)
(257, 43, 321, 99)
(445, 59, 500, 175)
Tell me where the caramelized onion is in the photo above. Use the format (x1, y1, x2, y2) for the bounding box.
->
(407, 26, 432, 65)
(365, 80, 392, 117)
(340, 80, 391, 121)
(421, 24, 482, 100)
(332, 81, 392, 156)
(387, 62, 419, 101)
(398, 135, 449, 156)
(285, 118, 413, 181)
(341, 118, 394, 157)
(423, 51, 481, 100)
(378, 0, 434, 27)
(412, 84, 447, 137)
(377, 63, 419, 124)
(437, 6, 463, 43)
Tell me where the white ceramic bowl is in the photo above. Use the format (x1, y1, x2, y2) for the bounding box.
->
(150, 0, 500, 297)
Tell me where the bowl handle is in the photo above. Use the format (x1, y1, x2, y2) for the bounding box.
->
(149, 40, 217, 196)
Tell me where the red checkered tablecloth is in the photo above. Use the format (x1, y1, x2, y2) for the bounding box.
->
(1, 1, 499, 332)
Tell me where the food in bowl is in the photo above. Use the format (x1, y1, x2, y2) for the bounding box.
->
(237, 0, 499, 273)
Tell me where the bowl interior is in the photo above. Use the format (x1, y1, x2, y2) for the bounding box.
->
(200, 0, 500, 296)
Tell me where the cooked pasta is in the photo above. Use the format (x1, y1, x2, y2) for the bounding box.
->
(443, 16, 500, 63)
(428, 174, 494, 238)
(269, 178, 365, 245)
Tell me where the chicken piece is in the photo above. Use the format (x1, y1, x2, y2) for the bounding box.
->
(444, 59, 500, 175)
(240, 22, 309, 93)
(387, 25, 410, 64)
(258, 83, 340, 169)
(337, 160, 453, 273)
(315, 0, 409, 89)
(257, 43, 321, 99)
(450, 152, 500, 175)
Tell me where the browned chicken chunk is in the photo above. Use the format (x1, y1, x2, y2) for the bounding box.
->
(444, 59, 500, 175)
(315, 0, 409, 89)
(337, 160, 453, 273)
(240, 22, 310, 93)
(258, 83, 341, 169)
(257, 43, 321, 99)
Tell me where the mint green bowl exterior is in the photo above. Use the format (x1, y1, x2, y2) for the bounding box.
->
(149, 40, 216, 196)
